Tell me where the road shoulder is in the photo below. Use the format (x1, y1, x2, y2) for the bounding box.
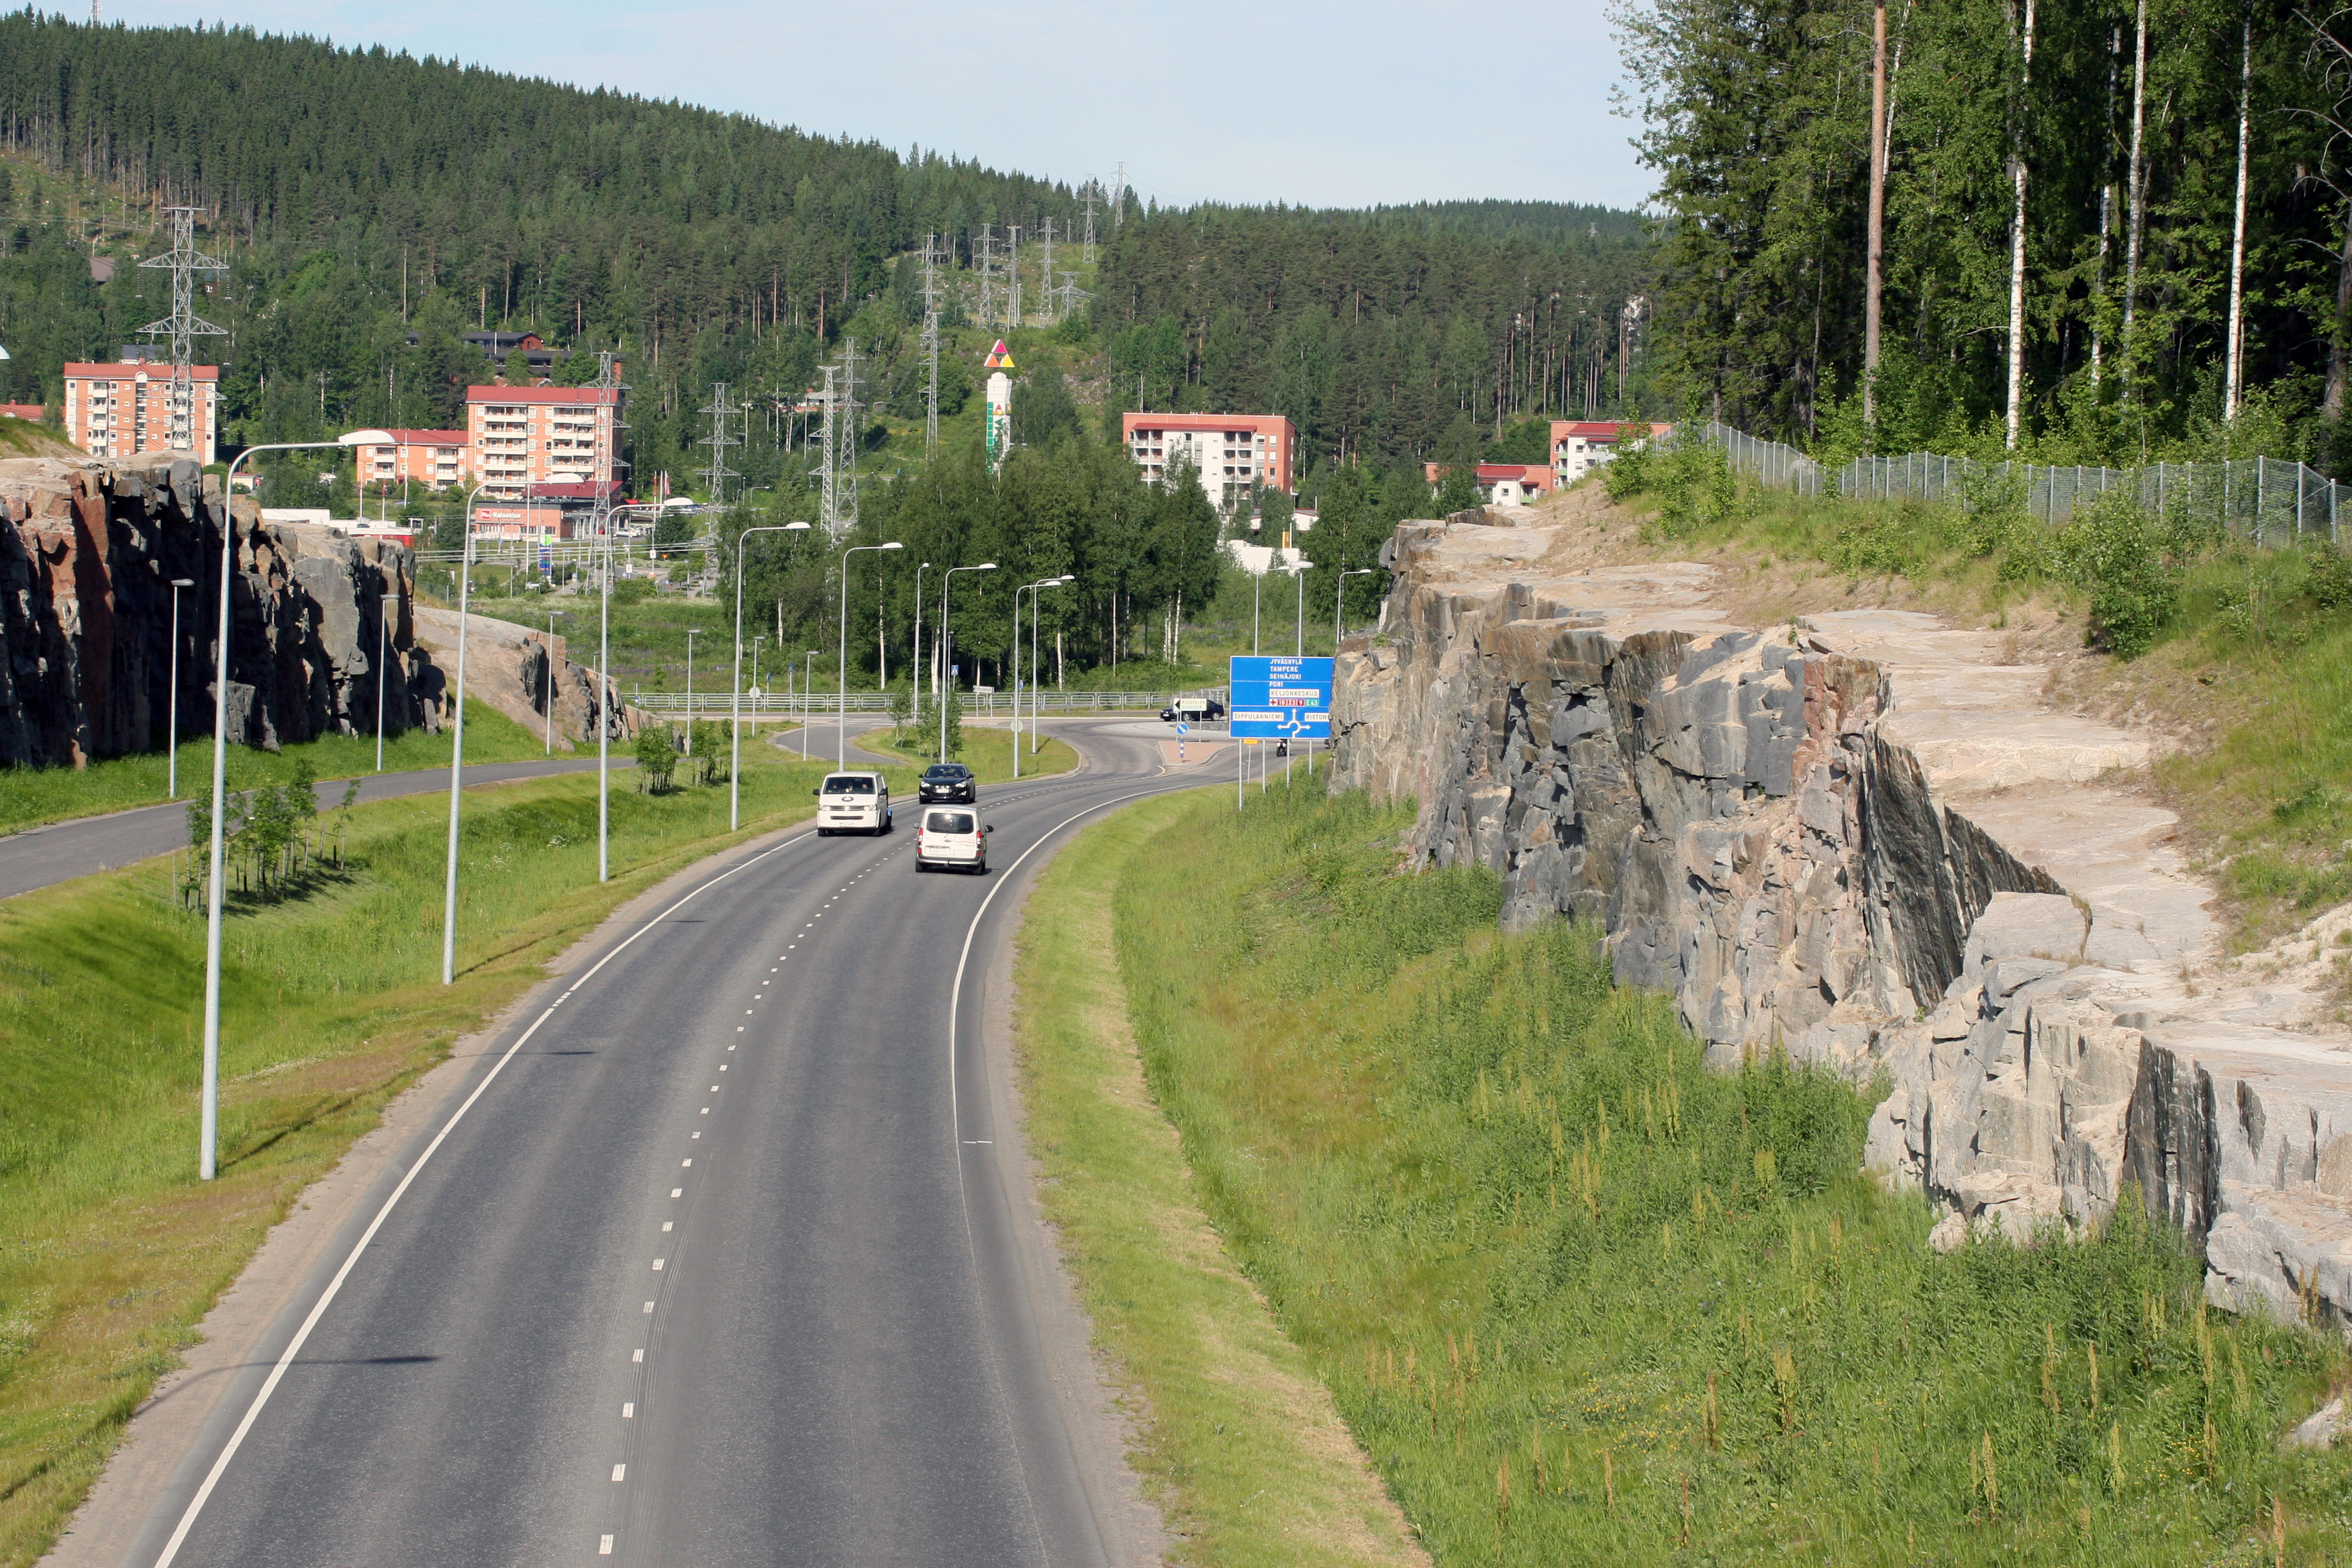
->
(1008, 791, 1430, 1568)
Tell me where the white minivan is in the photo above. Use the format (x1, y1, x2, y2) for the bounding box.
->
(914, 807, 989, 873)
(815, 771, 891, 836)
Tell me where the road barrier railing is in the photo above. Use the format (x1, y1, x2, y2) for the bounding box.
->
(626, 688, 1227, 718)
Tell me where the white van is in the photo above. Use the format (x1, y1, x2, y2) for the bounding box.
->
(914, 807, 989, 873)
(814, 771, 891, 836)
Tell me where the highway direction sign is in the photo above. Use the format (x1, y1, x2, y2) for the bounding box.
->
(1229, 655, 1333, 740)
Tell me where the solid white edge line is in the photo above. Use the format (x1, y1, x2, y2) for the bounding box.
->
(148, 821, 820, 1568)
(944, 779, 1170, 1568)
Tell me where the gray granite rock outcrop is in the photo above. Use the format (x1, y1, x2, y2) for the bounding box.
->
(1332, 506, 2352, 1334)
(0, 454, 437, 768)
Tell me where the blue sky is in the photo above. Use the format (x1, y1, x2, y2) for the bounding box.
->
(102, 1, 1651, 211)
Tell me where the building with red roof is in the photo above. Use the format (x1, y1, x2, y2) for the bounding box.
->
(1120, 411, 1294, 509)
(1551, 420, 1673, 485)
(467, 384, 623, 500)
(61, 360, 221, 464)
(353, 429, 470, 495)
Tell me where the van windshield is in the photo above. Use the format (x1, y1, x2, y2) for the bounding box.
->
(822, 775, 874, 795)
(926, 812, 977, 834)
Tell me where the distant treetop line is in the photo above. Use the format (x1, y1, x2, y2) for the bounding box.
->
(0, 12, 1657, 489)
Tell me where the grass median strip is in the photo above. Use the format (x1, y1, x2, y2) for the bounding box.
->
(1093, 779, 2351, 1566)
(1012, 789, 1430, 1568)
(0, 752, 837, 1565)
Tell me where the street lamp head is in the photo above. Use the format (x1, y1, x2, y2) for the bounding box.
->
(170, 577, 193, 587)
(338, 428, 395, 447)
(879, 542, 905, 551)
(975, 561, 997, 571)
(784, 520, 812, 531)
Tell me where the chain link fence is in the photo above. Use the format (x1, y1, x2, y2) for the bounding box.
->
(1692, 421, 2346, 548)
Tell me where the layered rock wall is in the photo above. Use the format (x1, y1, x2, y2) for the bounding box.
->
(1332, 507, 2352, 1332)
(1, 454, 438, 768)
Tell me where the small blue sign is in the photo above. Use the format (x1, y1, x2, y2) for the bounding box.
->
(1229, 655, 1333, 740)
(1175, 721, 1189, 736)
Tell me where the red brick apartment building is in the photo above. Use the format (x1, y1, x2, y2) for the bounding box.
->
(62, 360, 222, 464)
(467, 385, 623, 500)
(1121, 412, 1295, 506)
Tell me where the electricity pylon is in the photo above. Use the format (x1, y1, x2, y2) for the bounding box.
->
(920, 234, 942, 454)
(1082, 179, 1098, 264)
(1039, 219, 1056, 324)
(138, 207, 227, 454)
(698, 382, 740, 505)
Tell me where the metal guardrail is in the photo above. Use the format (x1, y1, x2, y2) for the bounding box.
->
(626, 689, 1224, 718)
(1693, 420, 2345, 546)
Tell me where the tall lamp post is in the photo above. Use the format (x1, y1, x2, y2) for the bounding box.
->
(1012, 575, 1072, 777)
(201, 430, 391, 1181)
(733, 521, 813, 829)
(912, 561, 930, 726)
(838, 542, 905, 770)
(166, 576, 193, 798)
(376, 589, 405, 772)
(1291, 558, 1310, 655)
(1334, 567, 1377, 650)
(541, 608, 570, 756)
(585, 498, 665, 879)
(441, 479, 497, 987)
(937, 562, 996, 763)
(683, 627, 702, 763)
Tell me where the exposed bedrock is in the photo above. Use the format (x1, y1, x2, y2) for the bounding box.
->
(1332, 507, 2352, 1333)
(0, 454, 438, 769)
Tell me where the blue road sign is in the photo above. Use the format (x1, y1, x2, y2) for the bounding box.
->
(1175, 721, 1189, 735)
(1229, 655, 1333, 740)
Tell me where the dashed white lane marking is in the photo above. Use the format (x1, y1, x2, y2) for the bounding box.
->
(736, 1026, 745, 1032)
(669, 1188, 681, 1197)
(699, 1108, 709, 1115)
(143, 810, 835, 1568)
(692, 1130, 701, 1137)
(652, 1259, 665, 1271)
(661, 1221, 673, 1232)
(745, 1009, 754, 1015)
(611, 1464, 626, 1482)
(622, 1402, 634, 1418)
(681, 1159, 691, 1167)
(719, 1065, 728, 1071)
(632, 1349, 644, 1363)
(642, 1302, 654, 1314)
(600, 1534, 614, 1555)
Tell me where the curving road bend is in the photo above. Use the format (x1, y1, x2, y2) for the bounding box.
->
(116, 720, 1224, 1568)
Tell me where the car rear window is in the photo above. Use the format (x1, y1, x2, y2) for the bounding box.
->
(924, 811, 977, 834)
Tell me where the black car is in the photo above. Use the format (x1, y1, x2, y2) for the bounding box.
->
(918, 762, 977, 804)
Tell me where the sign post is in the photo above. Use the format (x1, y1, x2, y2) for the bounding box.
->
(1229, 654, 1332, 806)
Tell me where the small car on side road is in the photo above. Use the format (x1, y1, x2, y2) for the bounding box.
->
(814, 771, 891, 836)
(918, 762, 977, 804)
(915, 807, 989, 873)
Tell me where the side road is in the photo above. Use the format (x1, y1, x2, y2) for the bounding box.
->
(0, 758, 638, 901)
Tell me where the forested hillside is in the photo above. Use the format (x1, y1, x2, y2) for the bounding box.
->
(1620, 0, 2352, 467)
(0, 13, 1653, 499)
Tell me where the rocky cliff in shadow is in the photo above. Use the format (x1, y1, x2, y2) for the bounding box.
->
(1331, 505, 2352, 1333)
(0, 454, 439, 769)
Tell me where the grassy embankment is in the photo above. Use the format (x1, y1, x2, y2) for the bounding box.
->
(1598, 450, 2352, 948)
(0, 697, 554, 837)
(1046, 778, 2351, 1565)
(0, 746, 842, 1564)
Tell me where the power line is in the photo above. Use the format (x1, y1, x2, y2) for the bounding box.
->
(138, 206, 226, 454)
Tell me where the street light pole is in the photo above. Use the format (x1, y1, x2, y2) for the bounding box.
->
(442, 479, 494, 988)
(836, 541, 904, 770)
(938, 562, 997, 764)
(734, 522, 813, 828)
(166, 577, 192, 798)
(1335, 567, 1376, 651)
(912, 562, 930, 728)
(201, 431, 392, 1180)
(1294, 559, 1309, 656)
(1012, 575, 1072, 777)
(683, 627, 701, 762)
(377, 589, 405, 772)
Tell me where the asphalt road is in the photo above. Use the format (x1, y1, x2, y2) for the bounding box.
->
(0, 757, 636, 902)
(118, 720, 1222, 1568)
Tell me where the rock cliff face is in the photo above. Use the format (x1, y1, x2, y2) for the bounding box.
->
(0, 454, 438, 768)
(1332, 505, 2352, 1332)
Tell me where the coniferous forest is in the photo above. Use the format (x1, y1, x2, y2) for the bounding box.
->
(1620, 0, 2352, 465)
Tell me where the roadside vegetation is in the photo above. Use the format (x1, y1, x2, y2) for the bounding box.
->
(1599, 444, 2352, 947)
(0, 697, 550, 837)
(0, 746, 840, 1563)
(1092, 780, 2351, 1565)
